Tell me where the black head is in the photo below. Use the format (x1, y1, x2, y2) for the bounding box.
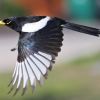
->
(2, 16, 46, 32)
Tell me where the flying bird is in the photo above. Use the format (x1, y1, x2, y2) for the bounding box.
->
(0, 16, 100, 95)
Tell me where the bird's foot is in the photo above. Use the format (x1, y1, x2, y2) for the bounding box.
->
(11, 48, 16, 52)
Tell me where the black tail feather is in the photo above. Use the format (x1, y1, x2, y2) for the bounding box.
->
(64, 21, 100, 37)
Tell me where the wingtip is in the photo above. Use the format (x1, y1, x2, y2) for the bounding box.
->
(8, 86, 14, 94)
(8, 80, 13, 87)
(44, 72, 48, 79)
(32, 85, 35, 93)
(39, 76, 44, 86)
(13, 88, 20, 96)
(21, 87, 27, 96)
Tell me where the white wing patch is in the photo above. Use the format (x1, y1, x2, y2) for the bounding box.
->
(30, 55, 47, 75)
(24, 59, 36, 87)
(22, 16, 51, 32)
(34, 53, 51, 68)
(13, 62, 19, 85)
(9, 52, 53, 95)
(17, 63, 22, 88)
(21, 62, 28, 88)
(38, 51, 52, 60)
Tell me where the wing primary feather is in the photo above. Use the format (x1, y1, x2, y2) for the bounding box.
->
(36, 52, 54, 70)
(32, 54, 48, 78)
(32, 85, 36, 93)
(35, 53, 52, 70)
(24, 48, 47, 79)
(22, 62, 28, 95)
(12, 63, 19, 86)
(8, 86, 14, 94)
(16, 63, 22, 89)
(24, 59, 36, 89)
(13, 88, 20, 96)
(8, 62, 18, 87)
(21, 87, 27, 96)
(38, 48, 58, 56)
(18, 45, 35, 95)
(21, 61, 28, 95)
(22, 48, 38, 80)
(8, 79, 13, 87)
(25, 53, 43, 85)
(21, 46, 36, 94)
(26, 51, 43, 89)
(13, 63, 23, 95)
(13, 58, 23, 95)
(38, 52, 52, 60)
(26, 49, 48, 75)
(22, 48, 35, 95)
(25, 58, 36, 92)
(8, 63, 19, 94)
(36, 52, 55, 63)
(35, 53, 54, 71)
(23, 47, 46, 86)
(22, 46, 42, 88)
(9, 64, 19, 95)
(11, 45, 27, 95)
(13, 62, 18, 77)
(34, 53, 51, 69)
(34, 53, 50, 68)
(39, 76, 44, 86)
(31, 56, 48, 79)
(25, 53, 41, 81)
(37, 52, 52, 61)
(30, 52, 48, 79)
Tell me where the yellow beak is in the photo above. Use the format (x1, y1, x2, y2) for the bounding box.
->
(0, 20, 5, 26)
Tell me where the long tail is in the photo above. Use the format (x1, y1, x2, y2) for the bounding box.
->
(63, 21, 100, 37)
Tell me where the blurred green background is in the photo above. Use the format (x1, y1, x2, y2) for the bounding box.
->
(0, 0, 26, 18)
(0, 0, 100, 100)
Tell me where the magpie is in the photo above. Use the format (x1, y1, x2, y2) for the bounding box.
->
(0, 16, 100, 95)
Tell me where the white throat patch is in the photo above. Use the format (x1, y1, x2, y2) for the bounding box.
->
(22, 16, 51, 32)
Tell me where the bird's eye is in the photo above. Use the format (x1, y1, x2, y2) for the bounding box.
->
(6, 21, 11, 25)
(3, 19, 12, 25)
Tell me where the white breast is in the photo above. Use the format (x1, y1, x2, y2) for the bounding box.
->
(22, 16, 51, 32)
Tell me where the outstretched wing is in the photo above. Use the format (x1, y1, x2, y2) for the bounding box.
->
(8, 18, 63, 95)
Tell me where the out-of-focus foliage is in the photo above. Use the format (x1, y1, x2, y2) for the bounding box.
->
(0, 0, 26, 18)
(15, 0, 64, 17)
(1, 0, 100, 20)
(67, 52, 100, 67)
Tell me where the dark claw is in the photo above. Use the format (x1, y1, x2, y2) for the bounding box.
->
(11, 48, 16, 51)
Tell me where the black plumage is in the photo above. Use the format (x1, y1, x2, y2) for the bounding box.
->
(0, 16, 100, 95)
